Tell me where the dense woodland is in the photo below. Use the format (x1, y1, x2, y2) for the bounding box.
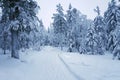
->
(0, 0, 120, 60)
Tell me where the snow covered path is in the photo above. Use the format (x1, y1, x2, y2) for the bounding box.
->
(0, 46, 82, 80)
(0, 46, 120, 80)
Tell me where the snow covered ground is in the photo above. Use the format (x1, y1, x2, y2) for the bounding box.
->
(0, 46, 120, 80)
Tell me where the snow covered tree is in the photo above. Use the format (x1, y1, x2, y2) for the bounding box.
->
(0, 0, 40, 59)
(65, 5, 80, 52)
(78, 15, 89, 54)
(31, 20, 46, 50)
(66, 4, 88, 53)
(47, 24, 56, 46)
(86, 25, 97, 55)
(39, 20, 46, 46)
(69, 8, 80, 52)
(104, 0, 118, 52)
(52, 3, 67, 50)
(0, 20, 11, 54)
(112, 3, 120, 60)
(93, 6, 105, 55)
(65, 4, 73, 52)
(0, 30, 11, 54)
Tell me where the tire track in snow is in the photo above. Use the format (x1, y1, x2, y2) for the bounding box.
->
(58, 54, 84, 80)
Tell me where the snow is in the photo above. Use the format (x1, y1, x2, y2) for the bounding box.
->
(0, 46, 120, 80)
(60, 53, 120, 80)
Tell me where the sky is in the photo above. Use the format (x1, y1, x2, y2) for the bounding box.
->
(36, 0, 113, 29)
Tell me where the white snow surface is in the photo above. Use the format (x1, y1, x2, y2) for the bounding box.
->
(0, 46, 120, 80)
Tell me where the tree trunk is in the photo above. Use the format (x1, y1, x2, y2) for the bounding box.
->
(4, 49, 6, 55)
(61, 44, 63, 50)
(11, 30, 19, 59)
(3, 40, 6, 55)
(3, 33, 7, 55)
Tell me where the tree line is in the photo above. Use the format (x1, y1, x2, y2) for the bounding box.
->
(48, 0, 120, 60)
(0, 0, 120, 60)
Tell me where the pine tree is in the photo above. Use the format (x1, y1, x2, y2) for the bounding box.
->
(66, 4, 89, 53)
(86, 26, 97, 55)
(112, 3, 120, 60)
(66, 5, 80, 52)
(0, 0, 40, 59)
(33, 20, 46, 50)
(66, 4, 73, 52)
(52, 3, 67, 50)
(104, 0, 118, 51)
(47, 24, 55, 46)
(94, 6, 105, 55)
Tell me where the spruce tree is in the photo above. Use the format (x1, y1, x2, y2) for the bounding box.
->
(0, 0, 40, 59)
(66, 4, 73, 52)
(86, 26, 97, 55)
(94, 6, 105, 55)
(104, 0, 117, 51)
(52, 3, 67, 50)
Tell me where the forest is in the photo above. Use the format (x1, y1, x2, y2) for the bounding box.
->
(0, 0, 119, 60)
(0, 0, 120, 80)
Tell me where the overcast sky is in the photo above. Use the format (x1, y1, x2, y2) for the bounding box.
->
(36, 0, 112, 28)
